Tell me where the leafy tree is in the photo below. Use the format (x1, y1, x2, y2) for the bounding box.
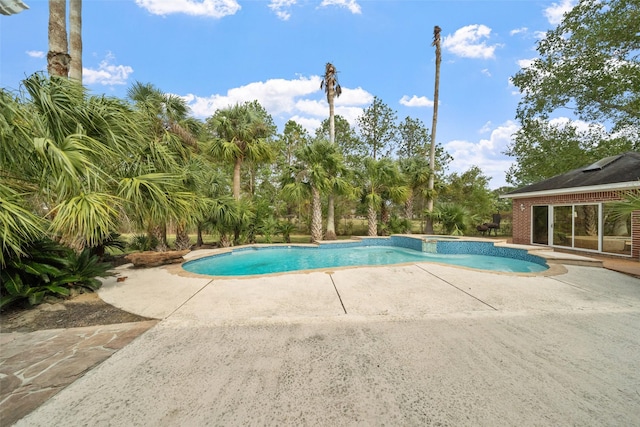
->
(278, 120, 310, 167)
(357, 96, 398, 160)
(508, 0, 640, 186)
(511, 0, 639, 131)
(397, 116, 429, 158)
(440, 166, 494, 223)
(315, 115, 365, 169)
(505, 119, 636, 186)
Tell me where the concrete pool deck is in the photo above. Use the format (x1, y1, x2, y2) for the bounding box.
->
(4, 252, 640, 426)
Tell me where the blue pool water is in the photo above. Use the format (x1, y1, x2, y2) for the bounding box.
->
(183, 240, 548, 276)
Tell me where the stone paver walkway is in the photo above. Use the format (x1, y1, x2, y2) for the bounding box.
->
(0, 321, 157, 426)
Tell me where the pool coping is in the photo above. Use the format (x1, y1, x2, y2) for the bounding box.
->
(172, 235, 592, 279)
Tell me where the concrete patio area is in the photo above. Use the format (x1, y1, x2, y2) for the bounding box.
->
(4, 255, 640, 426)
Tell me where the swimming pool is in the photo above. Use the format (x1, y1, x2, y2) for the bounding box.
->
(182, 236, 549, 276)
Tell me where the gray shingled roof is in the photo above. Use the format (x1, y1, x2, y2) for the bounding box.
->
(507, 151, 640, 196)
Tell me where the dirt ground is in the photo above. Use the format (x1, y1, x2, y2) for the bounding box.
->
(0, 292, 152, 333)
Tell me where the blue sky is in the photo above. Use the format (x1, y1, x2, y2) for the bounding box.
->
(1, 0, 578, 188)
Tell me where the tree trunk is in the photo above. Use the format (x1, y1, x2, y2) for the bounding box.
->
(69, 0, 82, 82)
(380, 201, 390, 235)
(174, 223, 191, 250)
(233, 157, 242, 200)
(329, 85, 335, 144)
(367, 202, 378, 236)
(310, 187, 323, 242)
(219, 233, 231, 247)
(48, 0, 70, 77)
(426, 26, 441, 234)
(196, 223, 204, 247)
(404, 192, 414, 234)
(150, 223, 168, 252)
(325, 193, 337, 240)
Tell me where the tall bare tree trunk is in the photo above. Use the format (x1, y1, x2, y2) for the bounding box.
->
(48, 0, 70, 77)
(311, 187, 323, 242)
(69, 0, 82, 82)
(426, 25, 441, 234)
(323, 63, 341, 241)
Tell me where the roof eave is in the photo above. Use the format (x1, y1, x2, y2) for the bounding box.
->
(499, 181, 640, 199)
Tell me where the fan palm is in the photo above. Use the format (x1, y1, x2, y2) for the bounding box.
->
(282, 140, 337, 242)
(206, 102, 275, 200)
(360, 157, 409, 236)
(400, 157, 432, 233)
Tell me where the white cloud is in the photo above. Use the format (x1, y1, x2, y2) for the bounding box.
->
(135, 0, 240, 18)
(443, 120, 519, 188)
(399, 95, 434, 108)
(517, 58, 535, 69)
(319, 0, 361, 14)
(269, 0, 296, 20)
(481, 68, 491, 77)
(544, 0, 576, 26)
(26, 50, 45, 58)
(533, 30, 548, 40)
(548, 117, 605, 134)
(182, 75, 372, 133)
(479, 121, 492, 134)
(443, 25, 498, 59)
(335, 87, 373, 106)
(83, 54, 133, 86)
(510, 27, 527, 36)
(288, 115, 322, 133)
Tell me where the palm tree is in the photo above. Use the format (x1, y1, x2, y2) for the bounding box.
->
(360, 158, 409, 236)
(324, 150, 352, 240)
(282, 140, 336, 242)
(207, 102, 274, 200)
(320, 63, 346, 239)
(426, 25, 442, 234)
(47, 0, 70, 77)
(127, 82, 201, 250)
(400, 157, 431, 233)
(321, 62, 342, 145)
(1, 74, 145, 259)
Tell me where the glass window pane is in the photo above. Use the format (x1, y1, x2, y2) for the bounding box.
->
(553, 206, 573, 247)
(603, 203, 632, 255)
(574, 204, 599, 250)
(532, 206, 548, 244)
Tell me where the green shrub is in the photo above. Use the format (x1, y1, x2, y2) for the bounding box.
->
(128, 234, 158, 252)
(0, 240, 113, 309)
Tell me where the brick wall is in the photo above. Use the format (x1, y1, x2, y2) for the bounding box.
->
(633, 211, 640, 260)
(511, 190, 640, 260)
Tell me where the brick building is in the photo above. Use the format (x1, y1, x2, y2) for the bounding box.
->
(503, 152, 640, 260)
